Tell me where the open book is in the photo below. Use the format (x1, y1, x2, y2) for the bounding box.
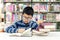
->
(32, 29, 50, 36)
(9, 28, 32, 37)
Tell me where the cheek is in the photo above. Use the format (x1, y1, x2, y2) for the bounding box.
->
(23, 19, 28, 22)
(24, 19, 28, 22)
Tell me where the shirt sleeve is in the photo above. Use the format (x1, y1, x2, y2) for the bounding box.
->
(5, 22, 18, 33)
(32, 22, 38, 30)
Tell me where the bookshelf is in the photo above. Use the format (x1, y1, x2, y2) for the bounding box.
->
(2, 0, 60, 31)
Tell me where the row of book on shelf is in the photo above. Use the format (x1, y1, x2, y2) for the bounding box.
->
(4, 0, 60, 2)
(0, 12, 60, 23)
(0, 3, 60, 23)
(4, 3, 60, 12)
(33, 13, 60, 22)
(38, 22, 60, 31)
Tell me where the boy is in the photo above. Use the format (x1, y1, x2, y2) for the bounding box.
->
(5, 7, 38, 33)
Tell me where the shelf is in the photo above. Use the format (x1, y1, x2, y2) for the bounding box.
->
(3, 11, 60, 13)
(49, 1, 60, 3)
(32, 1, 50, 3)
(32, 1, 60, 3)
(34, 11, 60, 13)
(44, 21, 60, 23)
(4, 1, 31, 3)
(20, 11, 60, 13)
(43, 20, 60, 23)
(4, 1, 60, 3)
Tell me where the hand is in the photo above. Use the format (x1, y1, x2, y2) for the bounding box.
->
(17, 28, 25, 33)
(37, 20, 44, 24)
(0, 29, 4, 32)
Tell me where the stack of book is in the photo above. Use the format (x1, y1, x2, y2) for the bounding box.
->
(6, 12, 12, 23)
(49, 4, 60, 12)
(54, 4, 60, 12)
(4, 3, 31, 23)
(5, 3, 17, 12)
(19, 3, 31, 12)
(32, 3, 49, 12)
(5, 3, 31, 12)
(56, 14, 60, 22)
(6, 12, 22, 23)
(32, 13, 43, 21)
(43, 22, 56, 31)
(45, 13, 56, 22)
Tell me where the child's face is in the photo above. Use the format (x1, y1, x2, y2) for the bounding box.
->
(22, 13, 32, 23)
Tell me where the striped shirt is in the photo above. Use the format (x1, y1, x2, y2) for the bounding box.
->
(5, 20, 38, 33)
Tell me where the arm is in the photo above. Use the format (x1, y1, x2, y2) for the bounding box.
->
(32, 22, 38, 30)
(5, 22, 18, 33)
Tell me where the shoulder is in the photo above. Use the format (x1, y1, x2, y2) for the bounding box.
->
(30, 21, 38, 25)
(31, 21, 37, 23)
(15, 20, 23, 24)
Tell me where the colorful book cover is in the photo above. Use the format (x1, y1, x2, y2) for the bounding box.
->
(19, 4, 31, 12)
(33, 3, 48, 12)
(19, 4, 24, 12)
(6, 12, 12, 23)
(0, 3, 3, 14)
(32, 3, 40, 12)
(11, 13, 15, 23)
(56, 14, 60, 21)
(23, 0, 31, 2)
(6, 3, 16, 12)
(54, 4, 60, 12)
(32, 0, 40, 2)
(43, 22, 56, 31)
(33, 13, 43, 21)
(6, 3, 11, 12)
(46, 13, 56, 22)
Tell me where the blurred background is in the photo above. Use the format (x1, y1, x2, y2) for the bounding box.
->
(0, 0, 60, 32)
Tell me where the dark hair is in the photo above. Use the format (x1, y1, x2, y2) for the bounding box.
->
(22, 7, 34, 16)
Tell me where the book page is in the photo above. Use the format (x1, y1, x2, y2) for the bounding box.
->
(9, 28, 32, 37)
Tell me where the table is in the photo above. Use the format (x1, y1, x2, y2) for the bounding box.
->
(0, 32, 60, 40)
(0, 32, 60, 37)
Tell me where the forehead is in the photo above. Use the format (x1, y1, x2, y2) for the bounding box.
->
(23, 13, 32, 17)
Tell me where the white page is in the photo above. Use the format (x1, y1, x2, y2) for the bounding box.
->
(9, 28, 32, 37)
